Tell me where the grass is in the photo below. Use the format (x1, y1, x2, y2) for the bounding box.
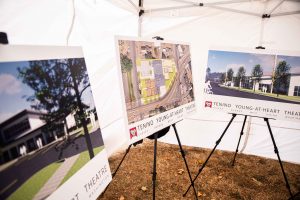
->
(221, 85, 300, 103)
(7, 162, 62, 200)
(8, 146, 104, 200)
(60, 146, 104, 185)
(76, 123, 94, 136)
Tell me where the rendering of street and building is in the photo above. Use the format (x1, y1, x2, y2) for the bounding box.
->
(205, 50, 300, 105)
(118, 40, 194, 124)
(0, 58, 103, 200)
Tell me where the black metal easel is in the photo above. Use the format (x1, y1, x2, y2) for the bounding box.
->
(103, 124, 198, 200)
(231, 115, 247, 166)
(183, 113, 295, 200)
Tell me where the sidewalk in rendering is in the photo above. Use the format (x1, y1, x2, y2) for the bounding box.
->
(33, 154, 80, 200)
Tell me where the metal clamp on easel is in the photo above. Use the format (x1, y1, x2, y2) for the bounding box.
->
(0, 32, 9, 44)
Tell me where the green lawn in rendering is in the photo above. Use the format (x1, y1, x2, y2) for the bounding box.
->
(76, 123, 94, 136)
(8, 146, 104, 200)
(60, 146, 103, 185)
(8, 162, 62, 200)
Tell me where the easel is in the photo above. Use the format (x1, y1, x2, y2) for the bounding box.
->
(103, 123, 199, 200)
(183, 113, 296, 200)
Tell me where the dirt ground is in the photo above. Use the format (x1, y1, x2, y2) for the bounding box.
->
(98, 140, 300, 200)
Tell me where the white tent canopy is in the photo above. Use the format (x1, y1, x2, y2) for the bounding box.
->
(1, 0, 300, 163)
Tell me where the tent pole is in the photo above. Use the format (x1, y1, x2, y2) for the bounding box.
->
(269, 0, 285, 15)
(206, 0, 261, 6)
(258, 16, 266, 48)
(128, 0, 139, 12)
(138, 0, 144, 37)
(172, 0, 262, 6)
(66, 0, 75, 46)
(271, 10, 300, 17)
(144, 5, 196, 13)
(138, 17, 142, 37)
(256, 1, 268, 49)
(206, 5, 261, 17)
(147, 1, 299, 18)
(145, 4, 261, 17)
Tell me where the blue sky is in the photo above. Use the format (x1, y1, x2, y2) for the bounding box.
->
(0, 61, 33, 123)
(0, 60, 95, 123)
(207, 50, 275, 76)
(277, 55, 300, 73)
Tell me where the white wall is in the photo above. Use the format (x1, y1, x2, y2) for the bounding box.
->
(288, 75, 300, 96)
(28, 116, 45, 131)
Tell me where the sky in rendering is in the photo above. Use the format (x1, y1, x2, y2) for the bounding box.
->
(277, 55, 300, 74)
(207, 50, 275, 76)
(0, 60, 95, 123)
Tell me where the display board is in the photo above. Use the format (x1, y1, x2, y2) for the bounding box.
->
(116, 37, 196, 144)
(204, 48, 300, 121)
(0, 45, 111, 200)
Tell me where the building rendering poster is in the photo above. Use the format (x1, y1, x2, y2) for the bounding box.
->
(204, 48, 300, 121)
(0, 45, 111, 200)
(116, 37, 196, 144)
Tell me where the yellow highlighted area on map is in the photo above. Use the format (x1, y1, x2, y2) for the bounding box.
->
(137, 58, 177, 105)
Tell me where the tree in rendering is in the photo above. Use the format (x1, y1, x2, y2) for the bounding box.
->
(226, 68, 234, 86)
(236, 66, 246, 88)
(273, 60, 291, 96)
(220, 73, 226, 84)
(18, 58, 95, 159)
(206, 67, 211, 82)
(251, 64, 263, 92)
(120, 54, 135, 102)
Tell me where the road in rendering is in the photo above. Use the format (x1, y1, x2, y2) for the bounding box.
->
(210, 82, 300, 105)
(0, 129, 104, 200)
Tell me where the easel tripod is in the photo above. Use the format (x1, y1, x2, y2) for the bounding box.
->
(103, 123, 199, 200)
(184, 113, 296, 200)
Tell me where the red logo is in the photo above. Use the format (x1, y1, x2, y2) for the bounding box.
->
(129, 127, 138, 139)
(205, 101, 212, 108)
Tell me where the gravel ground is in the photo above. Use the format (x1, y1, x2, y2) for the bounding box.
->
(99, 140, 300, 200)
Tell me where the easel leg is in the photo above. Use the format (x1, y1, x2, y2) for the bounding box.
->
(232, 115, 247, 166)
(264, 118, 294, 199)
(152, 132, 158, 200)
(102, 144, 132, 195)
(184, 114, 236, 196)
(172, 124, 198, 200)
(112, 144, 132, 177)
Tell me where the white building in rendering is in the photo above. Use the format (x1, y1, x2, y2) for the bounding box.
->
(251, 76, 273, 92)
(0, 110, 65, 164)
(288, 74, 300, 96)
(251, 74, 300, 96)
